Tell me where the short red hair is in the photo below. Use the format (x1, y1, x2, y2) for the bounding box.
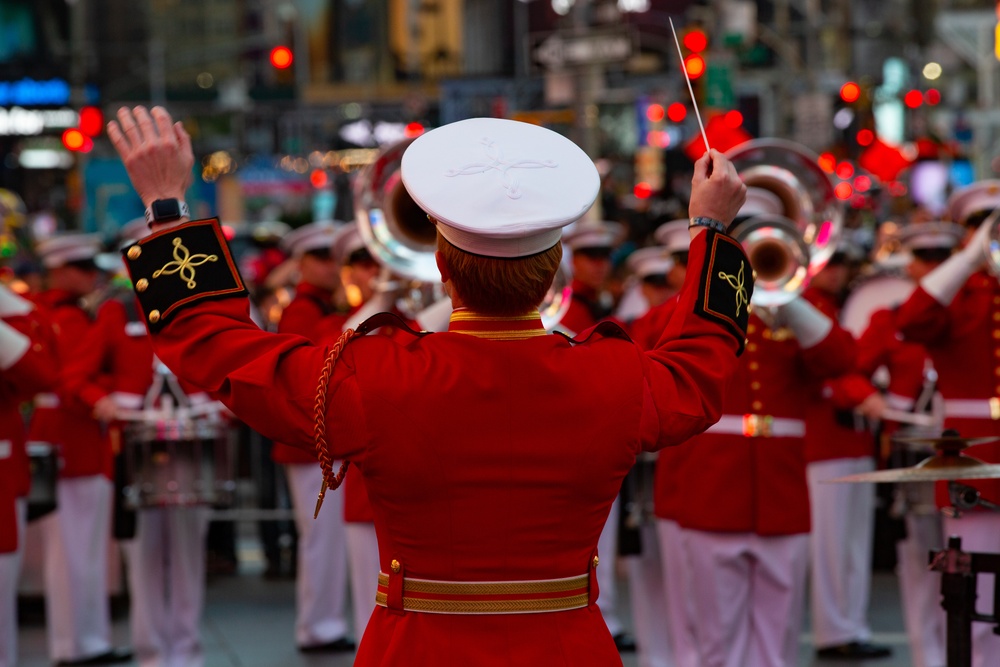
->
(437, 234, 561, 316)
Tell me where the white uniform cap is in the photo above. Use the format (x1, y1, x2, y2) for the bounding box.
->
(653, 219, 692, 254)
(331, 222, 369, 265)
(400, 118, 600, 258)
(738, 187, 784, 218)
(626, 246, 673, 279)
(947, 180, 1000, 226)
(35, 233, 102, 269)
(898, 221, 965, 251)
(562, 219, 625, 251)
(280, 220, 340, 257)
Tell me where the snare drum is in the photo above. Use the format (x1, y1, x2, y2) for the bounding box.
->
(26, 441, 58, 521)
(122, 418, 236, 510)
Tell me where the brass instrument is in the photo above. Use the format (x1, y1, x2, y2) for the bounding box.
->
(726, 139, 844, 307)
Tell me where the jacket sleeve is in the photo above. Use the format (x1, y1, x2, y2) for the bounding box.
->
(639, 230, 753, 451)
(895, 286, 952, 345)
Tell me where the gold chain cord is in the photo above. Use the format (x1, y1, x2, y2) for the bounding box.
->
(312, 328, 357, 518)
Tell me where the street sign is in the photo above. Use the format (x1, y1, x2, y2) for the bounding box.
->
(531, 29, 635, 71)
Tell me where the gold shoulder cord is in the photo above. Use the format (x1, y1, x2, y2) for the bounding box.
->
(313, 327, 357, 519)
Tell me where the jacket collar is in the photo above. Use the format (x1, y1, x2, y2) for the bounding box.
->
(448, 308, 546, 340)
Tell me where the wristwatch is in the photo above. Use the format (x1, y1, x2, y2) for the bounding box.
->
(145, 199, 190, 226)
(688, 216, 727, 233)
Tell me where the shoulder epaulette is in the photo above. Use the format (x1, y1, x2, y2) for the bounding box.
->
(354, 312, 431, 338)
(555, 320, 632, 345)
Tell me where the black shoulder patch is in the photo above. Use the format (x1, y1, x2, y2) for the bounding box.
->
(353, 312, 431, 338)
(694, 231, 753, 354)
(555, 320, 633, 345)
(122, 219, 247, 332)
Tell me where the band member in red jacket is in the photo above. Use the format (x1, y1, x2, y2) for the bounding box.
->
(109, 106, 750, 667)
(0, 283, 57, 667)
(30, 234, 133, 665)
(894, 180, 1000, 667)
(272, 220, 355, 652)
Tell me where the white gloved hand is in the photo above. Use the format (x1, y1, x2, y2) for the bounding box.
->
(0, 317, 30, 370)
(773, 298, 832, 349)
(922, 219, 993, 306)
(0, 283, 33, 317)
(414, 296, 453, 332)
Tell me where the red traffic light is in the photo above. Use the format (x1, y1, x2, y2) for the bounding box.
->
(684, 54, 706, 79)
(309, 169, 328, 189)
(666, 103, 687, 123)
(646, 103, 665, 123)
(683, 30, 708, 53)
(62, 128, 93, 153)
(840, 82, 861, 103)
(856, 129, 875, 146)
(79, 106, 104, 137)
(404, 122, 425, 138)
(270, 46, 294, 69)
(904, 90, 923, 108)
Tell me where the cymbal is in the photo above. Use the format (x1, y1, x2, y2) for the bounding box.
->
(892, 435, 998, 448)
(830, 454, 1000, 483)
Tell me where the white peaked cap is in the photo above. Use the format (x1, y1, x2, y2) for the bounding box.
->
(627, 246, 674, 278)
(898, 221, 965, 250)
(35, 233, 102, 269)
(280, 220, 340, 257)
(561, 218, 625, 251)
(738, 187, 784, 218)
(947, 180, 1000, 226)
(331, 222, 368, 264)
(401, 118, 600, 258)
(653, 219, 692, 254)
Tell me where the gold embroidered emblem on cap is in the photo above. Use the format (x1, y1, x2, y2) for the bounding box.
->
(152, 237, 218, 289)
(444, 137, 557, 200)
(718, 261, 749, 317)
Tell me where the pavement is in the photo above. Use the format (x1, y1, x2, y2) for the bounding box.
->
(17, 537, 917, 667)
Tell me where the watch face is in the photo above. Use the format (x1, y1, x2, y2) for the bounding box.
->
(152, 199, 181, 220)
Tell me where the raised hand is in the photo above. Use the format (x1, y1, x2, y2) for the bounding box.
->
(107, 106, 194, 212)
(688, 148, 747, 233)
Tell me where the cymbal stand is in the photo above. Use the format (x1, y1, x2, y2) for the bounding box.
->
(929, 535, 1000, 667)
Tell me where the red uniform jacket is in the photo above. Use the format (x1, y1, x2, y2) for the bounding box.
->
(560, 280, 610, 335)
(896, 272, 1000, 505)
(27, 290, 118, 479)
(803, 288, 875, 463)
(1, 311, 58, 552)
(271, 281, 347, 465)
(130, 224, 745, 666)
(653, 306, 856, 535)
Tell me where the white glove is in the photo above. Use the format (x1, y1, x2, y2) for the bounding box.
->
(0, 317, 30, 370)
(343, 291, 397, 332)
(922, 220, 992, 306)
(0, 284, 33, 317)
(414, 296, 453, 332)
(774, 298, 832, 349)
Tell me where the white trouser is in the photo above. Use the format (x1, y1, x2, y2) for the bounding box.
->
(942, 513, 1000, 667)
(123, 506, 210, 667)
(44, 475, 114, 661)
(656, 519, 698, 667)
(285, 463, 349, 646)
(345, 523, 380, 642)
(626, 521, 673, 667)
(683, 529, 809, 667)
(806, 457, 876, 647)
(597, 495, 623, 636)
(897, 510, 946, 667)
(0, 498, 26, 667)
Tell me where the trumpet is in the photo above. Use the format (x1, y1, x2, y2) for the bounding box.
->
(725, 139, 844, 307)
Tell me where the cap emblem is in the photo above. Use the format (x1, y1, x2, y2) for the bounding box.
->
(445, 138, 557, 200)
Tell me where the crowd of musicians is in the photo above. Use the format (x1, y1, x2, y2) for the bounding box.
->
(2, 126, 1000, 667)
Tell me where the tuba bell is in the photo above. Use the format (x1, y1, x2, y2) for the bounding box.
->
(725, 139, 844, 307)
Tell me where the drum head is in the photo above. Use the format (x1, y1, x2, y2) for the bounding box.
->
(841, 274, 915, 338)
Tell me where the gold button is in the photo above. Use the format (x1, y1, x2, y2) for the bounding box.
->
(148, 310, 161, 324)
(127, 245, 141, 260)
(995, 349, 1000, 358)
(592, 556, 600, 568)
(995, 367, 1000, 377)
(752, 400, 763, 411)
(749, 361, 760, 371)
(747, 343, 758, 352)
(993, 330, 1000, 340)
(747, 324, 756, 334)
(135, 278, 149, 292)
(751, 381, 761, 390)
(993, 296, 1000, 306)
(33, 343, 42, 352)
(752, 270, 758, 281)
(390, 559, 401, 574)
(994, 312, 1000, 322)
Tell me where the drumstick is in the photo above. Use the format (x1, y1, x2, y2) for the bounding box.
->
(669, 18, 710, 152)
